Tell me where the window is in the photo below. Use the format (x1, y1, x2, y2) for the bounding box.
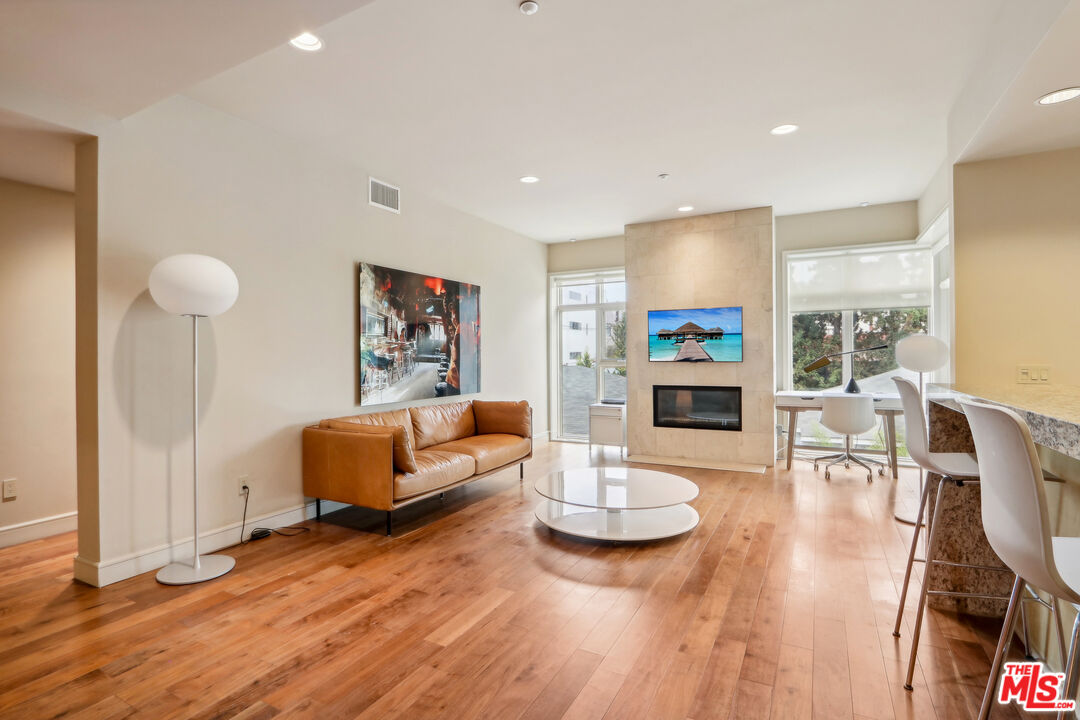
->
(784, 243, 935, 456)
(550, 270, 626, 440)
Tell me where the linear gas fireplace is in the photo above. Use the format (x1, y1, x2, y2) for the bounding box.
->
(653, 385, 742, 431)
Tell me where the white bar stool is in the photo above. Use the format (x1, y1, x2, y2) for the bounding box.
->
(815, 394, 886, 482)
(890, 377, 1023, 692)
(964, 400, 1080, 720)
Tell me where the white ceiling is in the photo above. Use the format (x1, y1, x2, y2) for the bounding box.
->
(0, 109, 85, 191)
(187, 0, 1015, 241)
(960, 0, 1080, 162)
(0, 0, 374, 119)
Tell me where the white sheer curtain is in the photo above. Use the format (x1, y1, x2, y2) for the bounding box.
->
(787, 245, 932, 313)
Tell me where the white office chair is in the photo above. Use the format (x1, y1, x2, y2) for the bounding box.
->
(815, 394, 885, 482)
(963, 400, 1080, 720)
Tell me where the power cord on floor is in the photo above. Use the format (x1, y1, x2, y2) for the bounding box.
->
(239, 485, 311, 544)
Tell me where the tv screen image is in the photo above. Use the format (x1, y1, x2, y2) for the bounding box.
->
(648, 306, 743, 362)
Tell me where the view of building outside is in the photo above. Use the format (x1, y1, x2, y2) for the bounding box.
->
(554, 276, 626, 439)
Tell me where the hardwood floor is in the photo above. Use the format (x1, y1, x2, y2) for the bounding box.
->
(0, 441, 1039, 719)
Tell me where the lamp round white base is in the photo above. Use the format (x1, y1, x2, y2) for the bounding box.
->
(156, 554, 235, 585)
(534, 500, 699, 541)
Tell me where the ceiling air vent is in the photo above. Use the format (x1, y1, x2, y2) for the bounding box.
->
(369, 177, 400, 214)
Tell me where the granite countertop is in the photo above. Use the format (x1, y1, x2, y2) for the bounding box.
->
(927, 382, 1080, 461)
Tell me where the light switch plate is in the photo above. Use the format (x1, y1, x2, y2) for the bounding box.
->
(2, 478, 16, 500)
(1017, 365, 1050, 384)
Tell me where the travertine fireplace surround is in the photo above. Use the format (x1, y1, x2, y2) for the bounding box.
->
(625, 207, 776, 466)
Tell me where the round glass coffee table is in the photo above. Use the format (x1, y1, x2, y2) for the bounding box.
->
(534, 467, 699, 541)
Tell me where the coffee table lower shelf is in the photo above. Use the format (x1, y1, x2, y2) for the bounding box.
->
(534, 499, 699, 542)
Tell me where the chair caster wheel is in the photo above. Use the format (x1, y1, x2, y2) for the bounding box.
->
(813, 463, 819, 471)
(824, 470, 831, 480)
(878, 468, 885, 476)
(892, 631, 901, 638)
(844, 462, 851, 469)
(866, 474, 873, 483)
(903, 684, 913, 692)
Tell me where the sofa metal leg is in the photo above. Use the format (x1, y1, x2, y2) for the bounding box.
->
(520, 462, 524, 481)
(315, 498, 321, 521)
(386, 511, 393, 537)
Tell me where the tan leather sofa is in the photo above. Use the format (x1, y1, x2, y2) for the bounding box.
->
(303, 399, 532, 534)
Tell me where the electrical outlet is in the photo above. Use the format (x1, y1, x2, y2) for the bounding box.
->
(1017, 365, 1051, 384)
(2, 478, 16, 501)
(238, 475, 251, 497)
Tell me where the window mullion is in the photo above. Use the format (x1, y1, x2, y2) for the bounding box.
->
(841, 309, 854, 384)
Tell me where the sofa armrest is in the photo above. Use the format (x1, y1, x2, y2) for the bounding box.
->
(302, 426, 395, 511)
(473, 400, 532, 438)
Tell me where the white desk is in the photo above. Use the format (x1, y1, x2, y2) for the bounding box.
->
(775, 390, 902, 477)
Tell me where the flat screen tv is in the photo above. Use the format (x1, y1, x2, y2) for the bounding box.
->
(648, 306, 742, 362)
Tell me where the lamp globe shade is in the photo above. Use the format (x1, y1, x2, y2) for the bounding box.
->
(149, 254, 239, 317)
(895, 333, 948, 373)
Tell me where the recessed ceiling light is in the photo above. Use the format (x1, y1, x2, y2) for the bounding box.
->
(569, 238, 578, 243)
(1036, 87, 1080, 105)
(770, 124, 799, 135)
(859, 201, 870, 207)
(519, 1, 540, 15)
(677, 206, 694, 212)
(289, 32, 323, 52)
(519, 175, 540, 183)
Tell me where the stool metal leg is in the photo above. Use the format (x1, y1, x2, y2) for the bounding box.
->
(894, 472, 934, 637)
(1055, 598, 1070, 681)
(905, 477, 949, 690)
(1059, 609, 1080, 720)
(978, 575, 1025, 720)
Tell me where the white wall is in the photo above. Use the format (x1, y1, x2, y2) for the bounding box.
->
(547, 235, 625, 273)
(77, 95, 547, 584)
(0, 178, 77, 546)
(953, 147, 1080, 388)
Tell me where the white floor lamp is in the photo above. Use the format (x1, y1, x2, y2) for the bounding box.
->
(893, 333, 949, 525)
(149, 254, 239, 585)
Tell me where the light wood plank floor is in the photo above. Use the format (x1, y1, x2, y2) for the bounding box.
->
(0, 441, 1039, 719)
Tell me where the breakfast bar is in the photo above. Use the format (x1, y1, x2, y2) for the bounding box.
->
(922, 383, 1080, 618)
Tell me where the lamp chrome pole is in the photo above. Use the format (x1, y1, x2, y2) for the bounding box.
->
(156, 314, 235, 585)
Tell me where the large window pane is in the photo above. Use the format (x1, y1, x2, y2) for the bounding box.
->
(852, 307, 928, 391)
(602, 309, 626, 361)
(791, 312, 843, 390)
(559, 283, 597, 305)
(559, 309, 597, 439)
(602, 281, 626, 303)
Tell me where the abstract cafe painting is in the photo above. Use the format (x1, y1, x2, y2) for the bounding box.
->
(358, 263, 480, 405)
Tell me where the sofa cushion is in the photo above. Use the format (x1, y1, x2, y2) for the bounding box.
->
(473, 400, 531, 438)
(410, 401, 476, 450)
(323, 408, 416, 449)
(429, 434, 531, 474)
(394, 449, 476, 500)
(325, 420, 418, 474)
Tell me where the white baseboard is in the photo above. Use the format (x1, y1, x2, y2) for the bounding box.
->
(72, 499, 345, 587)
(0, 511, 77, 549)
